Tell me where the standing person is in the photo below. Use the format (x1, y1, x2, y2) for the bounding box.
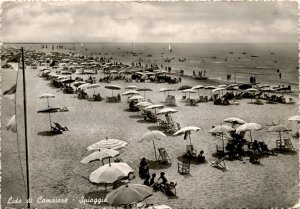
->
(279, 72, 282, 79)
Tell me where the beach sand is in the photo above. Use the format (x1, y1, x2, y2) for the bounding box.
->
(2, 61, 298, 208)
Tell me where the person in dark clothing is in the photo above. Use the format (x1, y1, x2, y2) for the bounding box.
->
(143, 175, 150, 186)
(139, 158, 149, 179)
(149, 173, 156, 186)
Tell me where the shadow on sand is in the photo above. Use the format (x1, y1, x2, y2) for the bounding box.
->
(129, 114, 143, 119)
(148, 160, 171, 170)
(37, 130, 62, 136)
(147, 126, 161, 131)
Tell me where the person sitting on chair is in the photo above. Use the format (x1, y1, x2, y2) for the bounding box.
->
(197, 150, 206, 163)
(251, 140, 260, 152)
(153, 172, 168, 191)
(139, 158, 149, 179)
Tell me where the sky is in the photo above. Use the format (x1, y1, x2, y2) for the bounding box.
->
(1, 1, 298, 43)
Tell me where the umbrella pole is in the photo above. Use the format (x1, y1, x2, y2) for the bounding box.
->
(222, 134, 225, 152)
(153, 140, 157, 161)
(49, 112, 52, 130)
(250, 131, 252, 143)
(279, 132, 282, 149)
(189, 132, 192, 145)
(47, 98, 49, 107)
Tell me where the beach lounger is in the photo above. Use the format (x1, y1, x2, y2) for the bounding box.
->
(283, 138, 296, 152)
(157, 148, 171, 164)
(178, 161, 190, 175)
(211, 157, 226, 169)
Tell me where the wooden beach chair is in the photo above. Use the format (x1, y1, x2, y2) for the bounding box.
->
(211, 157, 226, 169)
(178, 161, 190, 175)
(283, 138, 296, 152)
(157, 148, 171, 164)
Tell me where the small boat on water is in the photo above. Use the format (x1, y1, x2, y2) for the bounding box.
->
(169, 43, 173, 52)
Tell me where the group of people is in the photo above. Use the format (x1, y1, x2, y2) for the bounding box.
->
(139, 158, 176, 196)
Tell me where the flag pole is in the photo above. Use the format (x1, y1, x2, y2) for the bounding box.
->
(21, 47, 30, 208)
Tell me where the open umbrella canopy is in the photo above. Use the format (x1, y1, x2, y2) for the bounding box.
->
(129, 95, 144, 101)
(39, 93, 55, 99)
(246, 88, 259, 92)
(61, 78, 75, 84)
(212, 87, 226, 93)
(81, 149, 120, 164)
(144, 104, 165, 110)
(87, 84, 101, 89)
(135, 101, 152, 108)
(105, 184, 153, 206)
(89, 162, 134, 184)
(216, 84, 227, 88)
(192, 85, 204, 90)
(288, 115, 300, 122)
(87, 138, 128, 151)
(137, 87, 153, 92)
(6, 115, 17, 133)
(174, 126, 201, 135)
(236, 122, 262, 133)
(224, 117, 246, 125)
(105, 85, 121, 90)
(78, 83, 90, 90)
(239, 83, 252, 90)
(204, 86, 216, 90)
(182, 89, 197, 93)
(178, 85, 192, 91)
(73, 81, 86, 87)
(209, 125, 235, 133)
(139, 131, 166, 142)
(157, 108, 178, 115)
(122, 90, 139, 96)
(267, 124, 290, 132)
(159, 87, 176, 92)
(149, 205, 172, 209)
(125, 85, 139, 90)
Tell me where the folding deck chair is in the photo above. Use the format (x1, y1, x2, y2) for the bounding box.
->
(178, 161, 190, 175)
(158, 148, 172, 164)
(283, 138, 296, 152)
(211, 157, 226, 169)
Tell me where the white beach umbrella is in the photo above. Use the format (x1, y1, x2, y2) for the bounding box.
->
(81, 149, 120, 164)
(267, 124, 290, 149)
(129, 95, 144, 101)
(89, 163, 133, 184)
(135, 101, 152, 109)
(288, 115, 300, 122)
(78, 83, 90, 90)
(105, 85, 121, 96)
(174, 126, 201, 145)
(149, 205, 172, 209)
(157, 108, 178, 115)
(139, 131, 167, 161)
(122, 90, 139, 96)
(236, 122, 262, 142)
(125, 85, 139, 90)
(224, 117, 246, 126)
(87, 138, 128, 151)
(106, 184, 153, 206)
(144, 104, 165, 115)
(209, 125, 235, 151)
(159, 87, 176, 97)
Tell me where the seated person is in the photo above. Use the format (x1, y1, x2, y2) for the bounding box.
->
(259, 141, 276, 155)
(139, 158, 149, 179)
(197, 150, 206, 163)
(149, 173, 156, 186)
(143, 174, 150, 186)
(116, 93, 121, 101)
(251, 140, 260, 152)
(153, 172, 168, 191)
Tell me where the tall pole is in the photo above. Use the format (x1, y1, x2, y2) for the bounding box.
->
(21, 47, 30, 208)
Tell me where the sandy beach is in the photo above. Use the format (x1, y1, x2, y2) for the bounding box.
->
(2, 48, 299, 208)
